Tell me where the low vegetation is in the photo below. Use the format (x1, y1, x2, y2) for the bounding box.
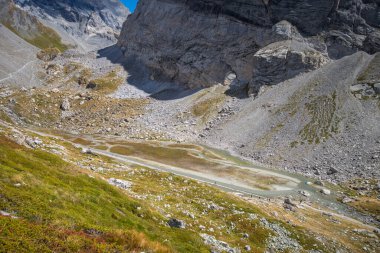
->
(357, 53, 380, 84)
(0, 135, 203, 252)
(37, 47, 61, 62)
(190, 88, 226, 123)
(87, 69, 124, 94)
(109, 142, 287, 190)
(300, 92, 339, 144)
(0, 121, 376, 252)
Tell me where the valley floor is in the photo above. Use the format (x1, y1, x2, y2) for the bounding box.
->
(0, 118, 379, 253)
(0, 44, 379, 252)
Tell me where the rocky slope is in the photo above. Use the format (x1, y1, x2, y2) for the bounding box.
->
(115, 0, 380, 183)
(14, 0, 130, 51)
(118, 0, 380, 95)
(0, 25, 41, 87)
(0, 0, 67, 51)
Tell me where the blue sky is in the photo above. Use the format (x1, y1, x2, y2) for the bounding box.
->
(121, 0, 138, 12)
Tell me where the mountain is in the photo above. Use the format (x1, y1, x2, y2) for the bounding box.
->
(115, 0, 380, 182)
(0, 0, 67, 51)
(0, 1, 380, 252)
(14, 0, 130, 51)
(118, 0, 380, 94)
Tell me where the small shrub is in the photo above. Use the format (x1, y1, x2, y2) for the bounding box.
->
(37, 47, 61, 61)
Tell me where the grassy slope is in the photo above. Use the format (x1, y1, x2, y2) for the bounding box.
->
(0, 129, 332, 252)
(0, 136, 208, 252)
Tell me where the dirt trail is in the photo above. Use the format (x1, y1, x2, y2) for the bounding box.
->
(0, 60, 38, 83)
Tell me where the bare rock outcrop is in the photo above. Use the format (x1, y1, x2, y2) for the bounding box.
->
(248, 40, 328, 95)
(118, 0, 380, 94)
(14, 0, 130, 51)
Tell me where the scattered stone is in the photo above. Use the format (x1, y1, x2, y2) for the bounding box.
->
(284, 198, 296, 206)
(37, 48, 60, 61)
(327, 167, 338, 175)
(60, 98, 70, 111)
(200, 233, 237, 253)
(353, 229, 377, 238)
(25, 137, 43, 148)
(108, 178, 132, 190)
(168, 218, 186, 229)
(260, 218, 300, 251)
(299, 190, 310, 197)
(81, 147, 94, 155)
(0, 210, 18, 219)
(86, 81, 97, 89)
(342, 197, 354, 204)
(350, 84, 368, 93)
(320, 189, 331, 195)
(314, 180, 324, 186)
(374, 83, 380, 94)
(283, 198, 297, 211)
(244, 245, 251, 251)
(0, 210, 11, 216)
(208, 203, 223, 210)
(84, 228, 103, 236)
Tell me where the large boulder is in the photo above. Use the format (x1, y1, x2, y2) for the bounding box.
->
(167, 218, 186, 229)
(248, 41, 328, 95)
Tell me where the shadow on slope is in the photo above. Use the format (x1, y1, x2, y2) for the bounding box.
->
(97, 45, 200, 100)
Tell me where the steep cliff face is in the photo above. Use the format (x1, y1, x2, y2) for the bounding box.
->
(118, 0, 380, 94)
(14, 0, 130, 51)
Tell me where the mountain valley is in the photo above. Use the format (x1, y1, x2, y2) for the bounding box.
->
(0, 0, 379, 252)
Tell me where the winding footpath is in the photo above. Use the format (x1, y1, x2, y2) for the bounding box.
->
(0, 60, 38, 83)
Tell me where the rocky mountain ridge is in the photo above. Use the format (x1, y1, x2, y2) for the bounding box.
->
(118, 0, 380, 95)
(14, 0, 130, 51)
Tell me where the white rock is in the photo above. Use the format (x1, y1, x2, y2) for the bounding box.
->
(320, 189, 331, 195)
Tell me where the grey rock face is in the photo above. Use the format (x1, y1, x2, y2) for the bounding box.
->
(60, 98, 70, 111)
(374, 83, 380, 94)
(15, 0, 130, 51)
(248, 40, 328, 95)
(118, 0, 380, 94)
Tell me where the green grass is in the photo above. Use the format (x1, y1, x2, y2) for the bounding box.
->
(109, 141, 291, 190)
(299, 92, 339, 144)
(0, 126, 357, 252)
(110, 143, 218, 172)
(26, 23, 68, 52)
(105, 168, 272, 252)
(36, 47, 61, 61)
(2, 21, 67, 52)
(357, 53, 380, 84)
(0, 136, 209, 252)
(88, 70, 123, 94)
(256, 123, 284, 149)
(190, 91, 226, 123)
(0, 110, 13, 124)
(275, 80, 320, 117)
